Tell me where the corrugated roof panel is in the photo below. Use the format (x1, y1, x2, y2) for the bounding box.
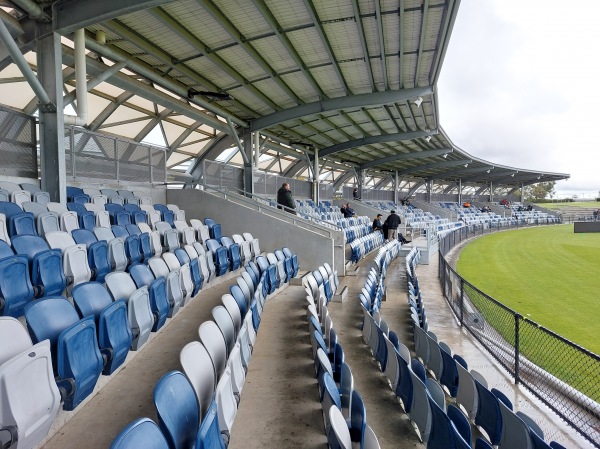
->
(279, 71, 320, 103)
(213, 0, 273, 38)
(313, 0, 354, 21)
(324, 20, 365, 61)
(361, 16, 380, 61)
(265, 0, 312, 29)
(416, 52, 434, 87)
(250, 36, 299, 74)
(163, 0, 236, 49)
(383, 12, 400, 55)
(214, 45, 268, 82)
(127, 95, 156, 113)
(286, 28, 332, 66)
(403, 8, 422, 53)
(186, 57, 240, 88)
(252, 78, 298, 108)
(403, 53, 417, 88)
(309, 65, 346, 98)
(357, 0, 376, 15)
(167, 152, 192, 167)
(228, 86, 274, 115)
(387, 55, 401, 90)
(340, 60, 372, 94)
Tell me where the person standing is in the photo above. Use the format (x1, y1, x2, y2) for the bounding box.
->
(276, 182, 296, 215)
(353, 187, 360, 200)
(384, 210, 401, 241)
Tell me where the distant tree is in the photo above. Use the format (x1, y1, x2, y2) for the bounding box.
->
(524, 181, 556, 201)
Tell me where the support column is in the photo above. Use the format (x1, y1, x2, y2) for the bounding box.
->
(458, 179, 462, 204)
(312, 147, 319, 203)
(520, 183, 525, 203)
(242, 129, 253, 197)
(253, 131, 260, 167)
(37, 25, 66, 203)
(357, 169, 364, 199)
(489, 181, 494, 202)
(394, 170, 399, 205)
(426, 179, 432, 203)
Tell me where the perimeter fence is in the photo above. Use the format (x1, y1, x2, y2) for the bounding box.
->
(438, 223, 600, 447)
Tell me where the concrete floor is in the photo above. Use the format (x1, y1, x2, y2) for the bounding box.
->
(40, 248, 593, 449)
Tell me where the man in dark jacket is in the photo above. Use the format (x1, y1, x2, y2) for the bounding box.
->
(276, 183, 296, 215)
(384, 210, 401, 241)
(372, 214, 383, 232)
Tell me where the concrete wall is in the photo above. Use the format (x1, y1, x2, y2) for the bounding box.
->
(411, 199, 456, 221)
(574, 221, 600, 233)
(168, 189, 346, 275)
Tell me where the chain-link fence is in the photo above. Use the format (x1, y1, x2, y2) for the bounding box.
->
(65, 126, 166, 183)
(438, 225, 600, 447)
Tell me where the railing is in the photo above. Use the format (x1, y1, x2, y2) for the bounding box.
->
(64, 126, 166, 184)
(201, 184, 342, 239)
(438, 224, 600, 448)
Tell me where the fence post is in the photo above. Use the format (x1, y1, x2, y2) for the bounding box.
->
(515, 313, 521, 384)
(459, 278, 465, 327)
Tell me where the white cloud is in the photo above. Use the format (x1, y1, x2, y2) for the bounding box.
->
(438, 0, 600, 198)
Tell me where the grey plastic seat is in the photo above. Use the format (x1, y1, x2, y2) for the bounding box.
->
(0, 189, 8, 202)
(199, 320, 227, 380)
(90, 194, 108, 206)
(108, 237, 128, 272)
(34, 191, 51, 204)
(425, 331, 444, 379)
(367, 316, 380, 356)
(37, 211, 60, 236)
(266, 252, 285, 287)
(180, 341, 215, 419)
(93, 226, 115, 242)
(409, 365, 432, 443)
(0, 181, 19, 193)
(146, 210, 161, 228)
(19, 183, 42, 194)
(241, 271, 255, 297)
(398, 341, 411, 366)
(108, 196, 124, 206)
(148, 257, 183, 317)
(0, 213, 9, 244)
(46, 201, 68, 214)
(105, 271, 137, 302)
(236, 277, 252, 308)
(102, 189, 119, 197)
(22, 201, 47, 218)
(82, 188, 102, 197)
(0, 317, 61, 449)
(162, 252, 193, 305)
(222, 294, 242, 337)
(118, 190, 135, 198)
(213, 305, 236, 356)
(137, 222, 152, 234)
(328, 405, 352, 449)
(138, 196, 152, 206)
(227, 342, 246, 401)
(363, 426, 381, 449)
(383, 334, 400, 391)
(190, 219, 210, 244)
(456, 362, 478, 420)
(339, 362, 354, 420)
(149, 230, 163, 257)
(499, 400, 533, 449)
(242, 232, 260, 258)
(44, 231, 91, 287)
(361, 305, 373, 346)
(414, 324, 430, 365)
(232, 234, 251, 266)
(426, 377, 446, 411)
(127, 287, 154, 350)
(180, 227, 196, 245)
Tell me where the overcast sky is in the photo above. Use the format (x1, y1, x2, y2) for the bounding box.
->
(437, 0, 600, 198)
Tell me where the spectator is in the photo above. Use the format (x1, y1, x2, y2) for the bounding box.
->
(594, 209, 599, 220)
(463, 201, 471, 208)
(384, 210, 401, 241)
(276, 182, 296, 215)
(372, 214, 383, 232)
(340, 204, 347, 215)
(353, 187, 360, 200)
(343, 203, 355, 218)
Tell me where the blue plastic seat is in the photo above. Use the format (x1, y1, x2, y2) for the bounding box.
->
(112, 225, 129, 238)
(0, 201, 22, 220)
(204, 218, 221, 240)
(72, 193, 90, 204)
(66, 186, 84, 201)
(67, 202, 87, 215)
(474, 377, 502, 445)
(110, 418, 170, 449)
(125, 235, 142, 265)
(349, 390, 366, 448)
(175, 248, 202, 296)
(123, 204, 141, 213)
(133, 210, 147, 225)
(115, 210, 131, 226)
(72, 282, 133, 375)
(129, 263, 169, 331)
(207, 240, 228, 276)
(162, 210, 175, 227)
(440, 346, 459, 397)
(154, 371, 199, 449)
(79, 211, 96, 231)
(0, 254, 34, 317)
(196, 400, 226, 449)
(0, 240, 14, 259)
(126, 224, 142, 236)
(448, 404, 472, 446)
(72, 229, 111, 283)
(427, 394, 462, 449)
(9, 212, 37, 236)
(139, 232, 154, 261)
(24, 296, 104, 410)
(227, 243, 241, 271)
(105, 203, 124, 224)
(395, 351, 413, 413)
(230, 284, 247, 318)
(153, 204, 169, 213)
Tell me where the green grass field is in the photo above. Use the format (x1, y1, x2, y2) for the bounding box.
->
(535, 201, 600, 209)
(456, 224, 600, 355)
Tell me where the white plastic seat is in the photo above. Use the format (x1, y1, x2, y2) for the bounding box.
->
(60, 211, 80, 233)
(241, 272, 255, 297)
(236, 277, 252, 308)
(213, 306, 236, 356)
(456, 362, 478, 420)
(147, 210, 161, 228)
(174, 210, 186, 221)
(162, 252, 192, 305)
(266, 253, 285, 288)
(105, 271, 137, 302)
(138, 196, 152, 206)
(46, 202, 68, 214)
(93, 226, 115, 242)
(45, 231, 91, 287)
(180, 341, 216, 418)
(190, 219, 210, 244)
(227, 343, 246, 401)
(0, 317, 61, 449)
(329, 406, 352, 449)
(199, 320, 228, 381)
(242, 232, 260, 257)
(137, 222, 152, 234)
(90, 194, 108, 206)
(11, 190, 31, 208)
(221, 294, 242, 337)
(173, 220, 188, 232)
(0, 181, 19, 193)
(383, 334, 400, 391)
(82, 188, 101, 197)
(148, 257, 183, 317)
(37, 211, 60, 236)
(232, 234, 251, 266)
(0, 213, 10, 245)
(149, 231, 163, 257)
(363, 425, 381, 449)
(215, 367, 237, 444)
(108, 237, 128, 272)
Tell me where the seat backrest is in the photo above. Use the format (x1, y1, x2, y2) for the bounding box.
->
(22, 201, 48, 218)
(129, 263, 155, 288)
(19, 182, 42, 194)
(0, 181, 20, 193)
(196, 400, 225, 449)
(148, 256, 170, 278)
(46, 202, 68, 214)
(11, 234, 50, 261)
(180, 341, 216, 419)
(212, 306, 236, 356)
(0, 213, 9, 245)
(328, 405, 352, 449)
(153, 371, 199, 449)
(45, 230, 76, 251)
(125, 224, 142, 236)
(71, 228, 97, 246)
(94, 226, 115, 242)
(72, 281, 113, 319)
(198, 320, 227, 379)
(105, 272, 137, 302)
(498, 399, 532, 449)
(112, 225, 129, 238)
(67, 202, 88, 215)
(24, 296, 80, 348)
(60, 211, 80, 233)
(221, 294, 242, 335)
(101, 188, 119, 197)
(0, 316, 33, 363)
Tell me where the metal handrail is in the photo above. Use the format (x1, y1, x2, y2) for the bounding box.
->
(201, 185, 342, 238)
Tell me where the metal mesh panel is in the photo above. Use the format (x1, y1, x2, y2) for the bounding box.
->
(117, 141, 150, 182)
(203, 159, 243, 191)
(519, 320, 600, 443)
(319, 183, 333, 199)
(253, 171, 267, 195)
(0, 106, 36, 177)
(72, 129, 117, 179)
(150, 148, 166, 183)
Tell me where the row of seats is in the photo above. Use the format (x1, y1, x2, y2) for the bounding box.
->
(66, 186, 153, 208)
(109, 248, 298, 448)
(363, 244, 568, 449)
(343, 223, 373, 244)
(304, 265, 381, 449)
(0, 180, 51, 207)
(349, 232, 384, 263)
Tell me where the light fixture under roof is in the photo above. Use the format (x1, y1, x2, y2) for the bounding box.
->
(442, 153, 448, 159)
(187, 89, 233, 101)
(464, 163, 469, 168)
(486, 170, 491, 173)
(413, 96, 423, 108)
(425, 136, 431, 142)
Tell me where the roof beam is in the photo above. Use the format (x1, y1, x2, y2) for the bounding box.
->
(319, 129, 437, 158)
(251, 86, 432, 131)
(359, 147, 452, 170)
(396, 158, 471, 176)
(460, 169, 518, 183)
(350, 0, 375, 91)
(414, 0, 429, 87)
(374, 0, 388, 90)
(53, 0, 178, 35)
(429, 165, 494, 180)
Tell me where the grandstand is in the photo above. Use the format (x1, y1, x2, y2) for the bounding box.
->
(0, 1, 594, 449)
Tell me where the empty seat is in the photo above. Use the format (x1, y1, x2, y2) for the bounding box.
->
(162, 252, 193, 306)
(45, 231, 92, 288)
(11, 190, 31, 208)
(9, 212, 37, 237)
(148, 257, 183, 317)
(22, 201, 48, 218)
(125, 234, 142, 265)
(196, 400, 226, 449)
(180, 341, 216, 419)
(111, 418, 169, 449)
(0, 317, 61, 449)
(24, 297, 104, 410)
(129, 263, 169, 332)
(72, 229, 111, 283)
(213, 306, 236, 356)
(175, 248, 202, 296)
(66, 186, 84, 201)
(0, 254, 35, 317)
(72, 282, 133, 375)
(204, 218, 221, 240)
(214, 367, 237, 444)
(105, 273, 153, 350)
(0, 189, 8, 202)
(243, 232, 260, 258)
(33, 191, 51, 204)
(206, 239, 229, 277)
(19, 183, 42, 194)
(60, 210, 80, 233)
(46, 202, 68, 215)
(199, 320, 227, 380)
(112, 224, 129, 238)
(0, 213, 9, 245)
